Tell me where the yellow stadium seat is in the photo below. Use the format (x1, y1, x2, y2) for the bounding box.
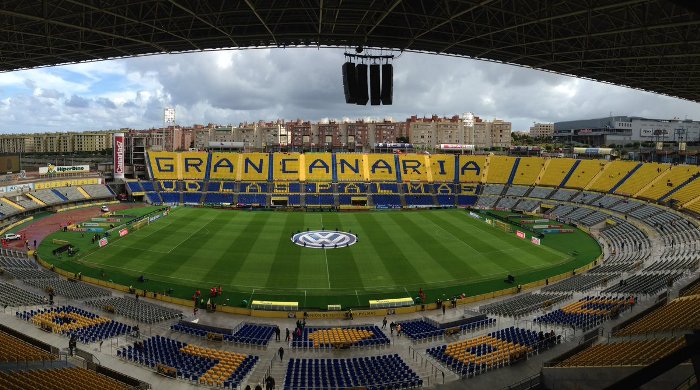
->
(563, 159, 607, 189)
(538, 158, 577, 187)
(512, 157, 545, 186)
(179, 151, 208, 180)
(637, 165, 700, 201)
(148, 151, 181, 180)
(614, 162, 669, 196)
(585, 160, 640, 193)
(272, 152, 300, 181)
(240, 153, 270, 181)
(367, 154, 398, 181)
(208, 152, 240, 180)
(485, 155, 517, 184)
(335, 154, 366, 181)
(304, 153, 334, 181)
(398, 154, 430, 182)
(457, 155, 486, 183)
(429, 154, 456, 182)
(667, 176, 700, 206)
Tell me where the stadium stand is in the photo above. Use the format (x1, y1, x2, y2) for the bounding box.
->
(291, 325, 389, 349)
(505, 185, 529, 197)
(637, 165, 700, 201)
(586, 160, 640, 193)
(12, 195, 41, 210)
(430, 154, 457, 183)
(0, 281, 46, 306)
(485, 156, 517, 184)
(18, 306, 132, 343)
(541, 274, 610, 293)
(273, 152, 301, 181)
(614, 295, 700, 336)
(475, 196, 499, 209)
(399, 154, 430, 182)
(495, 197, 519, 210)
(528, 186, 554, 199)
(563, 159, 606, 189)
(570, 191, 602, 204)
(588, 262, 638, 274)
(602, 272, 682, 295)
(427, 327, 557, 378)
(538, 158, 577, 187)
(367, 155, 398, 182)
(0, 330, 55, 362)
(118, 335, 258, 388)
(614, 162, 669, 196)
(549, 188, 578, 201)
(481, 184, 505, 196)
(335, 154, 366, 182)
(512, 157, 545, 186)
(86, 296, 182, 324)
(283, 355, 421, 390)
(514, 199, 540, 212)
(21, 278, 111, 300)
(457, 156, 486, 183)
(240, 153, 270, 181)
(396, 318, 495, 341)
(172, 321, 276, 347)
(556, 338, 685, 367)
(666, 175, 700, 206)
(479, 293, 571, 317)
(534, 296, 629, 330)
(0, 367, 132, 390)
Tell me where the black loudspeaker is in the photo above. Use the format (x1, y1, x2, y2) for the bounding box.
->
(381, 63, 393, 105)
(370, 64, 381, 105)
(342, 62, 357, 104)
(355, 64, 369, 105)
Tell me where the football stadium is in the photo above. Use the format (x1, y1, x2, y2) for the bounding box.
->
(1, 1, 700, 389)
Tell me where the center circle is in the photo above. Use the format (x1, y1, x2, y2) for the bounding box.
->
(291, 230, 358, 249)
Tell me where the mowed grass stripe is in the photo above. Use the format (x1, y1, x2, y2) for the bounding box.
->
(141, 211, 223, 277)
(387, 213, 471, 281)
(355, 213, 425, 286)
(421, 211, 548, 275)
(319, 213, 365, 290)
(165, 212, 237, 281)
(203, 212, 271, 287)
(264, 213, 305, 289)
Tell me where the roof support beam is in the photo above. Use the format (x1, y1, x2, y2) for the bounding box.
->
(244, 0, 277, 46)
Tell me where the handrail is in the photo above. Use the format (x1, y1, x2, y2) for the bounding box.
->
(408, 345, 446, 385)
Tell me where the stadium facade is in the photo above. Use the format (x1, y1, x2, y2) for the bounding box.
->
(554, 116, 700, 147)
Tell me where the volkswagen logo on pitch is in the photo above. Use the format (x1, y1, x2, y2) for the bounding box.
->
(292, 230, 357, 249)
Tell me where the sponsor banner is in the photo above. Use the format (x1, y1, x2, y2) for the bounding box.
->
(87, 227, 104, 233)
(148, 214, 162, 223)
(439, 144, 475, 151)
(0, 170, 27, 183)
(533, 224, 563, 229)
(485, 218, 493, 225)
(98, 238, 108, 247)
(34, 178, 100, 190)
(468, 211, 481, 219)
(106, 218, 121, 223)
(91, 218, 107, 222)
(531, 237, 541, 245)
(516, 230, 526, 239)
(81, 222, 100, 227)
(541, 228, 575, 234)
(0, 183, 34, 193)
(520, 219, 550, 224)
(39, 164, 90, 175)
(114, 133, 125, 179)
(119, 228, 129, 237)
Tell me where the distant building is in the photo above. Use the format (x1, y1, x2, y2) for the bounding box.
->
(554, 116, 700, 146)
(0, 131, 114, 154)
(529, 123, 554, 138)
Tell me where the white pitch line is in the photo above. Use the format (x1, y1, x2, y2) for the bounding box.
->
(165, 214, 218, 254)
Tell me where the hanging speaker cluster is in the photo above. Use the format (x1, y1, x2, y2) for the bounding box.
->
(342, 50, 393, 106)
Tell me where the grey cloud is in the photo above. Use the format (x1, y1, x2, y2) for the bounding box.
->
(97, 97, 117, 109)
(65, 95, 90, 108)
(37, 88, 64, 99)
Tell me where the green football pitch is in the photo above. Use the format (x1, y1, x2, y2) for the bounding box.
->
(39, 207, 601, 309)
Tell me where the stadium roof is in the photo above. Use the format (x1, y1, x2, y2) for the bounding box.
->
(2, 1, 700, 101)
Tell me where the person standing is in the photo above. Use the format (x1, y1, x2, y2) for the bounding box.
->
(275, 326, 281, 341)
(285, 328, 290, 342)
(382, 317, 387, 329)
(442, 302, 446, 315)
(278, 346, 284, 361)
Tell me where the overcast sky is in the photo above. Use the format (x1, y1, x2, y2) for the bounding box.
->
(1, 48, 699, 134)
